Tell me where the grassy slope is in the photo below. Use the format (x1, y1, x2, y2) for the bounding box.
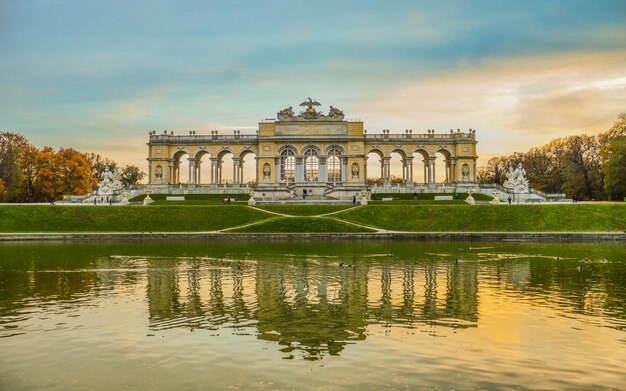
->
(335, 204, 626, 232)
(230, 217, 373, 233)
(0, 205, 271, 232)
(254, 205, 354, 216)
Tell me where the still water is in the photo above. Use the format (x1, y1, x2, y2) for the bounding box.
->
(0, 240, 625, 390)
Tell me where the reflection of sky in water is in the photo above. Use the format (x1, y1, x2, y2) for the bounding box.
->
(0, 241, 625, 389)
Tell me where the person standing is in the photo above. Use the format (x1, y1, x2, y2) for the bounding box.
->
(93, 196, 97, 205)
(50, 195, 55, 205)
(507, 195, 512, 204)
(352, 195, 356, 205)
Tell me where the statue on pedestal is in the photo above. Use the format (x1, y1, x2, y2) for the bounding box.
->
(98, 166, 124, 196)
(503, 163, 529, 193)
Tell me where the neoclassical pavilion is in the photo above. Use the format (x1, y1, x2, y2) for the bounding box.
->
(147, 99, 478, 199)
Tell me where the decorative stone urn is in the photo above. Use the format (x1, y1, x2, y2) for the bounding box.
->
(143, 189, 154, 205)
(465, 188, 476, 205)
(121, 191, 129, 206)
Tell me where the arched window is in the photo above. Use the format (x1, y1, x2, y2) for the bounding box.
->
(280, 148, 295, 182)
(328, 148, 342, 183)
(303, 148, 319, 182)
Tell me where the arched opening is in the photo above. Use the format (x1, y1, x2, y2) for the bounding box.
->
(389, 149, 408, 185)
(411, 150, 429, 184)
(327, 148, 342, 184)
(366, 149, 385, 185)
(195, 150, 211, 185)
(435, 149, 453, 184)
(172, 150, 190, 184)
(280, 148, 296, 183)
(303, 148, 319, 182)
(239, 149, 257, 185)
(217, 150, 235, 185)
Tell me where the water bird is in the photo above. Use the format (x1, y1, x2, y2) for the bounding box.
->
(600, 258, 609, 263)
(576, 265, 584, 272)
(387, 252, 393, 257)
(339, 262, 344, 268)
(556, 257, 560, 261)
(455, 258, 463, 264)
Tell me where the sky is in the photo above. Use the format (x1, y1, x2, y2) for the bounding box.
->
(1, 0, 625, 176)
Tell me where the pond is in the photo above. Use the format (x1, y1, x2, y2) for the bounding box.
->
(1, 240, 625, 390)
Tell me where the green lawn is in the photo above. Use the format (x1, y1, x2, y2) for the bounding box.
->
(371, 192, 494, 201)
(368, 200, 467, 205)
(1, 204, 624, 233)
(129, 193, 250, 202)
(230, 217, 374, 233)
(0, 205, 271, 232)
(254, 205, 355, 216)
(149, 200, 246, 205)
(334, 204, 626, 232)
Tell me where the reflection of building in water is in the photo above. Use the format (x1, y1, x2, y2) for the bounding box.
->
(145, 260, 480, 358)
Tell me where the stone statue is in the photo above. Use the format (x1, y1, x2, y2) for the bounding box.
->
(277, 106, 294, 120)
(461, 164, 470, 182)
(98, 166, 114, 194)
(503, 163, 529, 192)
(351, 163, 359, 180)
(277, 99, 347, 121)
(299, 97, 322, 119)
(263, 163, 271, 180)
(98, 166, 124, 195)
(155, 165, 163, 183)
(328, 106, 345, 120)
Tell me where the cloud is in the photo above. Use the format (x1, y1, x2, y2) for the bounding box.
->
(363, 50, 626, 162)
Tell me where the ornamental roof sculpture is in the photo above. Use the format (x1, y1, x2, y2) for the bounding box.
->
(277, 98, 345, 121)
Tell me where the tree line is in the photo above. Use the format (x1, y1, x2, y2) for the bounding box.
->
(0, 132, 145, 202)
(478, 114, 626, 201)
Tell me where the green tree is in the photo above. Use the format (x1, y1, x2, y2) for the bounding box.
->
(120, 165, 145, 187)
(601, 136, 626, 200)
(0, 132, 35, 201)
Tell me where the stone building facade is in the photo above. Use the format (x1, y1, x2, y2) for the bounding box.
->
(146, 99, 478, 199)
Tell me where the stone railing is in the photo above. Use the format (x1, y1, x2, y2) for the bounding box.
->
(149, 134, 258, 143)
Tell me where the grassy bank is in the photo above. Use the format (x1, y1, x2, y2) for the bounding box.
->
(229, 217, 373, 233)
(0, 205, 271, 232)
(253, 205, 354, 216)
(1, 204, 624, 233)
(334, 204, 626, 232)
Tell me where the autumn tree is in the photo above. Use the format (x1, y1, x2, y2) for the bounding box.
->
(35, 147, 96, 199)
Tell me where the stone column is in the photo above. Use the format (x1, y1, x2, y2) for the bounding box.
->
(147, 160, 152, 185)
(423, 160, 428, 184)
(210, 158, 218, 184)
(196, 160, 202, 185)
(444, 160, 449, 183)
(275, 157, 281, 183)
(342, 157, 348, 182)
(383, 157, 391, 185)
(405, 158, 413, 184)
(450, 158, 456, 183)
(319, 157, 327, 183)
(428, 157, 436, 184)
(232, 158, 240, 184)
(473, 160, 477, 182)
(188, 158, 196, 185)
(295, 157, 303, 183)
(168, 161, 173, 185)
(363, 156, 368, 185)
